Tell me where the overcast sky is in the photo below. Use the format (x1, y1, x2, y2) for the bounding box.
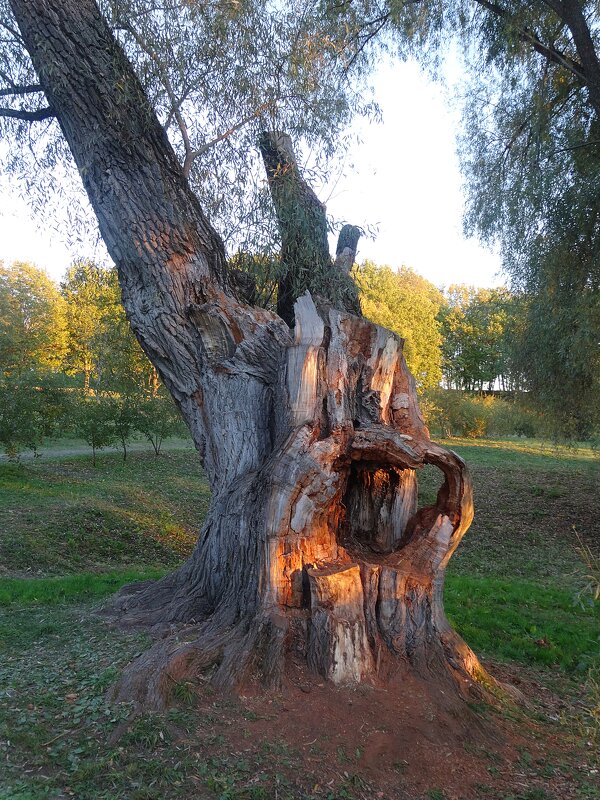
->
(0, 58, 503, 289)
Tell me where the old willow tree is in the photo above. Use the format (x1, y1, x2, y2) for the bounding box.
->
(6, 0, 484, 708)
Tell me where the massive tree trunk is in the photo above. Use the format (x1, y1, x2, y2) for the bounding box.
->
(11, 0, 488, 709)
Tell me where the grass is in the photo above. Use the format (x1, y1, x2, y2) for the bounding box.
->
(0, 445, 209, 575)
(0, 436, 599, 799)
(0, 570, 596, 674)
(418, 438, 599, 586)
(0, 569, 167, 607)
(446, 574, 599, 671)
(438, 437, 599, 473)
(0, 603, 362, 800)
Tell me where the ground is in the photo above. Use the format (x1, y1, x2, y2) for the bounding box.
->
(0, 437, 598, 799)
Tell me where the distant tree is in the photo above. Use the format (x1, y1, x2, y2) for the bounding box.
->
(94, 299, 159, 396)
(355, 261, 444, 389)
(440, 286, 521, 392)
(316, 0, 600, 432)
(0, 372, 67, 458)
(111, 395, 138, 461)
(61, 261, 119, 392)
(513, 261, 599, 439)
(73, 394, 117, 466)
(450, 3, 600, 431)
(0, 261, 67, 376)
(136, 391, 185, 456)
(61, 260, 157, 394)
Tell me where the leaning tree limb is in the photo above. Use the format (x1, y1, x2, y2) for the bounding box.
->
(10, 0, 492, 710)
(259, 130, 362, 325)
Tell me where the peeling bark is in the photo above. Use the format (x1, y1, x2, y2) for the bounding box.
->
(10, 0, 491, 711)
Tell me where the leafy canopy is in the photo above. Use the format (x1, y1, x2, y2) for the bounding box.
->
(355, 261, 443, 389)
(0, 0, 378, 257)
(0, 261, 67, 375)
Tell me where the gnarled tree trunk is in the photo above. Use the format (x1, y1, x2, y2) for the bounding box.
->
(11, 0, 489, 710)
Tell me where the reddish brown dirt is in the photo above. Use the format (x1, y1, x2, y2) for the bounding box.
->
(174, 658, 598, 799)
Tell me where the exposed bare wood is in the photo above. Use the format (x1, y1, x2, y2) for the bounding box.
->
(307, 564, 373, 684)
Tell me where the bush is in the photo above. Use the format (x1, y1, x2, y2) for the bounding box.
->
(73, 393, 118, 465)
(0, 374, 70, 458)
(421, 388, 545, 439)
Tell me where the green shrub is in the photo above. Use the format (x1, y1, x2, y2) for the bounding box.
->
(0, 374, 71, 458)
(421, 388, 544, 439)
(73, 393, 118, 465)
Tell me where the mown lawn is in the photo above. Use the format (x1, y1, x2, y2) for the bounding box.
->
(0, 445, 208, 576)
(0, 438, 598, 799)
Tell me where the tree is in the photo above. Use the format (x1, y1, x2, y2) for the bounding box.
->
(0, 0, 376, 260)
(136, 390, 185, 456)
(0, 262, 69, 457)
(316, 0, 599, 432)
(355, 261, 444, 390)
(5, 0, 485, 712)
(111, 394, 138, 461)
(74, 394, 118, 466)
(511, 261, 600, 439)
(0, 372, 67, 457)
(258, 131, 362, 325)
(61, 260, 158, 394)
(61, 261, 118, 392)
(0, 261, 67, 376)
(440, 285, 518, 392)
(451, 2, 600, 432)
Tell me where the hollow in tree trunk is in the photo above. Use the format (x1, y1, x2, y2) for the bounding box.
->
(11, 0, 491, 710)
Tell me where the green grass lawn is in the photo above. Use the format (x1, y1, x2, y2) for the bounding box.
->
(0, 445, 208, 576)
(0, 437, 598, 799)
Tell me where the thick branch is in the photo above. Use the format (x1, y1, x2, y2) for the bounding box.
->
(0, 105, 53, 120)
(259, 131, 361, 326)
(8, 0, 293, 491)
(553, 0, 600, 119)
(473, 0, 588, 85)
(0, 83, 42, 97)
(259, 130, 332, 326)
(335, 224, 361, 275)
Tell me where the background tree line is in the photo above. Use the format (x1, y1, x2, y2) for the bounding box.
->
(1, 0, 597, 452)
(0, 260, 184, 460)
(2, 257, 588, 458)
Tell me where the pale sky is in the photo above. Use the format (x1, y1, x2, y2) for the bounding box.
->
(0, 58, 503, 289)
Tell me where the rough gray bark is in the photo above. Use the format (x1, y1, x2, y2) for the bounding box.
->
(259, 130, 362, 325)
(10, 0, 489, 710)
(335, 223, 362, 275)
